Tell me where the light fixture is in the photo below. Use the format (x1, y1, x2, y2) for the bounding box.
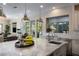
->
(38, 5, 43, 22)
(38, 5, 44, 22)
(52, 7, 56, 10)
(0, 6, 6, 17)
(40, 5, 43, 8)
(23, 3, 29, 20)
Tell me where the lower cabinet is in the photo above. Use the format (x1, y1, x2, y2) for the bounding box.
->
(53, 44, 67, 56)
(48, 43, 67, 56)
(58, 38, 72, 56)
(72, 40, 79, 55)
(48, 38, 72, 56)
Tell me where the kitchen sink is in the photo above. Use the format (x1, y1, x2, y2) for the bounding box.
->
(49, 41, 62, 45)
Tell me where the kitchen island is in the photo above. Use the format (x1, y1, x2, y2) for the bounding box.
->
(0, 38, 67, 56)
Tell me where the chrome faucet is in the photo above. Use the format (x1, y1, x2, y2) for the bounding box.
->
(46, 32, 56, 41)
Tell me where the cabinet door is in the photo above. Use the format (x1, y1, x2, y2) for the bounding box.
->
(53, 44, 67, 56)
(72, 40, 79, 55)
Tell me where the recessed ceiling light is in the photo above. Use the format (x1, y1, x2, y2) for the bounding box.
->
(52, 7, 56, 10)
(40, 5, 43, 8)
(3, 3, 6, 5)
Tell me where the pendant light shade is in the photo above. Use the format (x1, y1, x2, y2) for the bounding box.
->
(23, 4, 29, 20)
(38, 5, 43, 22)
(23, 14, 29, 20)
(0, 7, 6, 17)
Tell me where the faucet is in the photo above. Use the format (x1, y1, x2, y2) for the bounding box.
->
(46, 32, 57, 41)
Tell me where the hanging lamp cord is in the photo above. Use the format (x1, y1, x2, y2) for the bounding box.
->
(25, 3, 27, 14)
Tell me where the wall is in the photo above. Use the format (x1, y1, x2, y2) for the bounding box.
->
(9, 17, 23, 36)
(47, 8, 71, 17)
(41, 6, 74, 36)
(70, 5, 79, 55)
(48, 16, 69, 23)
(0, 17, 10, 33)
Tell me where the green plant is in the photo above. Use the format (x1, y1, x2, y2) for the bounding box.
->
(4, 25, 10, 37)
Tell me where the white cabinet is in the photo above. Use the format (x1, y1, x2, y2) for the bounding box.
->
(72, 40, 79, 55)
(53, 44, 67, 56)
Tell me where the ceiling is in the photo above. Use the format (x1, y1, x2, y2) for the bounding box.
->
(0, 3, 77, 20)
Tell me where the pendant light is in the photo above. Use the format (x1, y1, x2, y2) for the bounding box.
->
(23, 3, 29, 20)
(0, 6, 6, 17)
(39, 5, 43, 22)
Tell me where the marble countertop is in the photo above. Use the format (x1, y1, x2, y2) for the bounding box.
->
(0, 38, 67, 56)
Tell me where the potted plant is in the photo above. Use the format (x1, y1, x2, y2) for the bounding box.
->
(4, 25, 10, 38)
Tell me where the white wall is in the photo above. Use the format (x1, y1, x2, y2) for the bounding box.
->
(41, 6, 74, 36)
(47, 7, 71, 17)
(10, 18, 23, 35)
(0, 17, 10, 33)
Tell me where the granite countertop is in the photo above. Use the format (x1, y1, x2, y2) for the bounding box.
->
(0, 38, 67, 56)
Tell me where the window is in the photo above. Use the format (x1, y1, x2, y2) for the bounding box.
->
(46, 15, 69, 33)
